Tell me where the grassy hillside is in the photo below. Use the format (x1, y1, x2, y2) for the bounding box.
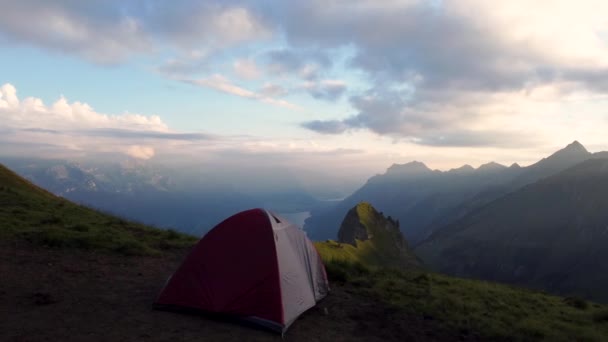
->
(320, 255, 608, 341)
(0, 164, 196, 255)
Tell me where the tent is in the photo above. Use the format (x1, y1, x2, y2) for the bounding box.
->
(154, 208, 329, 333)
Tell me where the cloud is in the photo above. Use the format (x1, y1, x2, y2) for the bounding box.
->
(301, 120, 349, 134)
(0, 1, 271, 64)
(157, 54, 210, 77)
(409, 130, 539, 148)
(184, 74, 300, 109)
(0, 83, 168, 131)
(77, 128, 214, 141)
(0, 1, 151, 64)
(126, 145, 155, 159)
(4, 1, 608, 152)
(147, 4, 271, 50)
(233, 59, 262, 80)
(302, 86, 552, 148)
(302, 80, 347, 101)
(0, 83, 215, 159)
(264, 49, 331, 80)
(284, 0, 608, 146)
(259, 83, 288, 98)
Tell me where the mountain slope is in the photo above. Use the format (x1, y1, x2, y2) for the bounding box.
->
(0, 163, 196, 255)
(416, 158, 608, 302)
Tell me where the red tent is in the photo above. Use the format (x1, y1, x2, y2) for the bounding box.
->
(154, 208, 329, 333)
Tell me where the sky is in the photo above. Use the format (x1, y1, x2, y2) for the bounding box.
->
(1, 0, 608, 186)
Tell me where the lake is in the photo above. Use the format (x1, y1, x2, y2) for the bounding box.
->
(278, 211, 311, 229)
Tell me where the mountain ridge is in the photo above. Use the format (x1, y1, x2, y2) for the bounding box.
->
(304, 141, 603, 244)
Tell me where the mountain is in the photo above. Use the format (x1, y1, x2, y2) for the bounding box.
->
(315, 202, 420, 269)
(477, 161, 507, 172)
(304, 141, 596, 244)
(509, 140, 592, 188)
(385, 161, 434, 176)
(304, 161, 521, 244)
(1, 158, 324, 235)
(416, 158, 608, 302)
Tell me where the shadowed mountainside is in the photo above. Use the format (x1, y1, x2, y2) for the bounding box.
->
(416, 158, 608, 302)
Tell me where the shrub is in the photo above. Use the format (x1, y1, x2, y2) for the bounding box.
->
(325, 260, 350, 283)
(112, 238, 152, 256)
(68, 223, 90, 232)
(39, 216, 63, 225)
(564, 296, 589, 310)
(164, 229, 181, 240)
(593, 309, 608, 323)
(351, 277, 374, 288)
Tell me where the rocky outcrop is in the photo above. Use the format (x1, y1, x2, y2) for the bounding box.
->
(337, 202, 419, 268)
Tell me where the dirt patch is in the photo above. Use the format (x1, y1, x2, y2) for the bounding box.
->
(0, 242, 466, 341)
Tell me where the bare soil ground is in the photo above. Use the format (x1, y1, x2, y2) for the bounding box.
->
(0, 242, 464, 342)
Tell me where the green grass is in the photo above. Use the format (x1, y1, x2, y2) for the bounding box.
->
(317, 228, 608, 340)
(0, 164, 197, 256)
(314, 239, 373, 265)
(321, 257, 608, 341)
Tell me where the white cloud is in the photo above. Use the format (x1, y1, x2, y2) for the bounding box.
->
(126, 145, 155, 160)
(451, 0, 608, 68)
(186, 74, 300, 110)
(0, 84, 167, 132)
(0, 83, 173, 159)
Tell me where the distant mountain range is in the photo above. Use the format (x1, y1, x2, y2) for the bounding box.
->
(304, 141, 602, 244)
(0, 158, 325, 235)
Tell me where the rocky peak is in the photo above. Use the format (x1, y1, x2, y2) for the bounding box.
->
(336, 202, 419, 268)
(386, 161, 431, 176)
(477, 162, 507, 172)
(448, 164, 475, 174)
(550, 141, 590, 159)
